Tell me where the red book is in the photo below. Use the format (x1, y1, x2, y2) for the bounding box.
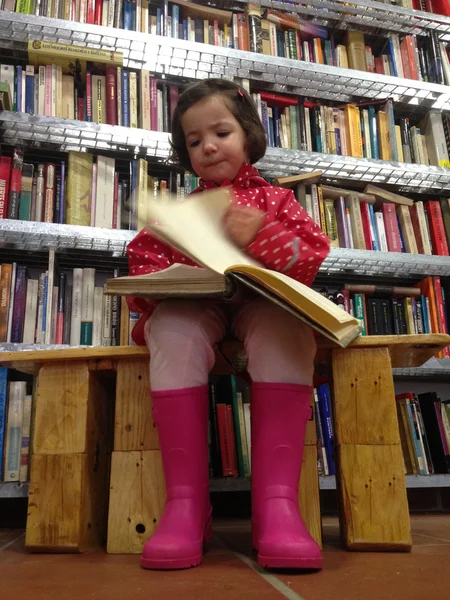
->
(106, 67, 117, 126)
(425, 201, 449, 256)
(430, 0, 450, 16)
(260, 92, 298, 108)
(8, 147, 23, 219)
(382, 203, 402, 252)
(0, 156, 11, 219)
(236, 13, 249, 51)
(216, 404, 236, 476)
(86, 0, 96, 24)
(77, 97, 85, 122)
(374, 57, 384, 75)
(432, 277, 450, 357)
(150, 77, 158, 132)
(85, 70, 92, 122)
(360, 201, 373, 250)
(94, 0, 103, 25)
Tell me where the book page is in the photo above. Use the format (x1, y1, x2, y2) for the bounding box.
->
(111, 263, 220, 282)
(146, 188, 261, 275)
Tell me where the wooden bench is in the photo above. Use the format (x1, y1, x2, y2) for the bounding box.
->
(2, 333, 449, 554)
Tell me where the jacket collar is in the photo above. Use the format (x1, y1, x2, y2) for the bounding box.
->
(198, 163, 268, 191)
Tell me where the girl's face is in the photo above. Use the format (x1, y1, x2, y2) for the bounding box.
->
(181, 94, 249, 184)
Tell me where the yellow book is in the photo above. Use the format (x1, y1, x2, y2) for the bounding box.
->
(61, 75, 74, 120)
(317, 185, 326, 234)
(397, 205, 418, 254)
(129, 72, 138, 129)
(347, 193, 366, 250)
(346, 30, 366, 71)
(139, 69, 151, 130)
(395, 125, 404, 162)
(377, 111, 390, 161)
(105, 188, 362, 347)
(55, 65, 63, 119)
(324, 199, 339, 248)
(261, 19, 271, 55)
(66, 151, 93, 226)
(136, 158, 149, 226)
(344, 104, 363, 158)
(27, 40, 123, 80)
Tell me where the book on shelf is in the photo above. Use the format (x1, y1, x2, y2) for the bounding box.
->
(105, 187, 361, 347)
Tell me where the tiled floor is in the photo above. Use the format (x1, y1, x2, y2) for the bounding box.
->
(1, 515, 450, 600)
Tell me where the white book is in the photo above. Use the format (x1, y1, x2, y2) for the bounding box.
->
(4, 381, 26, 482)
(19, 394, 33, 483)
(101, 291, 112, 346)
(22, 278, 39, 344)
(128, 312, 140, 345)
(440, 41, 450, 86)
(390, 33, 404, 79)
(36, 272, 46, 344)
(102, 0, 109, 26)
(35, 163, 45, 222)
(44, 248, 55, 345)
(375, 212, 388, 252)
(345, 208, 354, 249)
(92, 286, 104, 346)
(157, 89, 163, 132)
(6, 262, 16, 343)
(116, 181, 122, 229)
(108, 0, 116, 27)
(304, 107, 312, 152)
(243, 403, 251, 474)
(80, 268, 95, 345)
(38, 66, 46, 115)
(139, 69, 151, 130)
(94, 156, 115, 228)
(70, 268, 83, 346)
(421, 110, 450, 168)
(90, 162, 97, 227)
(415, 201, 432, 256)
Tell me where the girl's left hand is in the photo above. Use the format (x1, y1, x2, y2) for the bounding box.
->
(222, 204, 266, 248)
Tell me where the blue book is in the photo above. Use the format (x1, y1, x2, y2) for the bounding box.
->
(42, 273, 48, 340)
(368, 106, 379, 159)
(16, 65, 22, 113)
(122, 69, 130, 128)
(172, 5, 179, 38)
(318, 384, 335, 475)
(183, 19, 188, 40)
(156, 8, 162, 35)
(397, 215, 406, 252)
(123, 0, 133, 30)
(25, 67, 34, 114)
(368, 204, 380, 251)
(387, 38, 398, 77)
(421, 295, 430, 334)
(130, 160, 137, 230)
(273, 104, 281, 148)
(0, 367, 8, 480)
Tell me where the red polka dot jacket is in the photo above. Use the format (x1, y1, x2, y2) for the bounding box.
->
(126, 163, 330, 345)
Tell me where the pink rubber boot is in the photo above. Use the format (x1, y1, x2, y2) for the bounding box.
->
(141, 386, 212, 570)
(251, 382, 322, 570)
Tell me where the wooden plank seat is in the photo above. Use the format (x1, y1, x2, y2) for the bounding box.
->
(1, 333, 449, 554)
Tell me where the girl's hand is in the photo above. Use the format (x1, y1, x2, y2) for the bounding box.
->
(222, 204, 266, 248)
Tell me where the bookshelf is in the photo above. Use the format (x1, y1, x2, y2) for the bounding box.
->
(2, 2, 450, 500)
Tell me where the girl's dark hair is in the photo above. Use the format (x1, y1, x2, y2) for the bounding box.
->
(170, 78, 267, 172)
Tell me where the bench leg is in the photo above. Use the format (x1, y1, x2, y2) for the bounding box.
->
(26, 361, 113, 552)
(298, 394, 322, 548)
(331, 347, 411, 552)
(107, 359, 164, 554)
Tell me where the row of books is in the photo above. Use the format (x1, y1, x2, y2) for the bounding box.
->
(255, 91, 449, 168)
(0, 149, 200, 227)
(287, 177, 450, 256)
(0, 368, 32, 482)
(396, 391, 450, 475)
(0, 59, 181, 132)
(0, 258, 140, 346)
(5, 2, 450, 88)
(208, 376, 336, 479)
(327, 279, 450, 358)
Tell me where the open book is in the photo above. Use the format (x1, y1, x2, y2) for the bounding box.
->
(105, 188, 362, 347)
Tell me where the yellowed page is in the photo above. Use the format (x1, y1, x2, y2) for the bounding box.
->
(146, 188, 261, 274)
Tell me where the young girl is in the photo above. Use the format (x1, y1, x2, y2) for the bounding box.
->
(126, 79, 330, 571)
